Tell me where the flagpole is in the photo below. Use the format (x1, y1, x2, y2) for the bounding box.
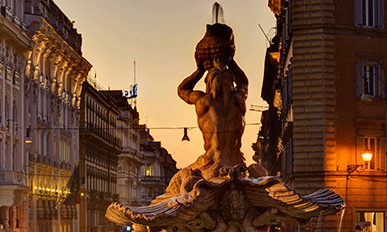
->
(134, 59, 137, 108)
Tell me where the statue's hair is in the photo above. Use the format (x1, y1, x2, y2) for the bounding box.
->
(205, 68, 234, 99)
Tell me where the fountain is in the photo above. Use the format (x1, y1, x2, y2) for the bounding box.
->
(106, 3, 345, 232)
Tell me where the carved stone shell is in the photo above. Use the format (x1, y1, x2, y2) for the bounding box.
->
(195, 23, 235, 70)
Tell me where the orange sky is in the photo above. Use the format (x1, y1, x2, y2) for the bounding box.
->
(54, 0, 276, 168)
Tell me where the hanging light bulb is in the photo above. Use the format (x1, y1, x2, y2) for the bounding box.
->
(182, 128, 190, 142)
(25, 128, 33, 144)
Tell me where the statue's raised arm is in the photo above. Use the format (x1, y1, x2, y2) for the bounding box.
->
(228, 59, 248, 101)
(177, 65, 206, 105)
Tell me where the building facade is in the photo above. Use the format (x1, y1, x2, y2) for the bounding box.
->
(24, 0, 91, 231)
(261, 0, 387, 231)
(103, 90, 144, 207)
(0, 0, 33, 231)
(79, 81, 122, 232)
(139, 125, 177, 206)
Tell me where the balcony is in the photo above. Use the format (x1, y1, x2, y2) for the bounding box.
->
(141, 176, 163, 182)
(0, 6, 12, 21)
(0, 6, 27, 34)
(0, 170, 26, 186)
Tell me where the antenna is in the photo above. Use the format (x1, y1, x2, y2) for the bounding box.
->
(258, 24, 272, 46)
(133, 59, 137, 108)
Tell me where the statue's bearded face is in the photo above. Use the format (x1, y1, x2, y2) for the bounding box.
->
(205, 68, 234, 100)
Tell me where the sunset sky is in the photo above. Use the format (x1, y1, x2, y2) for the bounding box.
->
(54, 0, 276, 168)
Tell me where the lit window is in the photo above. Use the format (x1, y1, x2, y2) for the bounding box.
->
(145, 165, 152, 176)
(357, 136, 386, 171)
(356, 211, 385, 232)
(364, 137, 376, 169)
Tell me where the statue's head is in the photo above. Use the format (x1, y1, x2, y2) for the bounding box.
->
(195, 23, 235, 70)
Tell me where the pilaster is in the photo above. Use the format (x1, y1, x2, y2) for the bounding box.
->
(291, 0, 337, 193)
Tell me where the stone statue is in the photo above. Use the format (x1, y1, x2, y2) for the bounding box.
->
(106, 3, 345, 232)
(177, 22, 248, 180)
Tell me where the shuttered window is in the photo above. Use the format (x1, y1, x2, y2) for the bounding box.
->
(356, 61, 384, 98)
(354, 0, 384, 28)
(357, 135, 386, 171)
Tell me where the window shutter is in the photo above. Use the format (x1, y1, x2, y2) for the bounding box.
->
(381, 64, 386, 98)
(375, 65, 380, 98)
(357, 135, 365, 166)
(356, 63, 364, 97)
(379, 137, 386, 170)
(377, 0, 385, 28)
(354, 0, 364, 26)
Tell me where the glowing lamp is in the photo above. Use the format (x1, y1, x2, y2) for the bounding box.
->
(362, 151, 373, 162)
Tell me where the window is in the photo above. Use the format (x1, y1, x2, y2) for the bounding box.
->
(13, 144, 17, 171)
(356, 61, 384, 99)
(145, 164, 152, 176)
(357, 136, 386, 171)
(356, 211, 385, 232)
(355, 0, 384, 28)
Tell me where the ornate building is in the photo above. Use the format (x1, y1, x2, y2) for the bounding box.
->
(24, 0, 91, 231)
(103, 90, 144, 207)
(79, 80, 122, 232)
(139, 125, 177, 206)
(0, 1, 33, 231)
(260, 0, 387, 231)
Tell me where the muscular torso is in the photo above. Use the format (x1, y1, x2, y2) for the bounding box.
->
(195, 91, 245, 153)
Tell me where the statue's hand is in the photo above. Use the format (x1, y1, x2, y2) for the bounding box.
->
(228, 58, 236, 68)
(196, 58, 205, 72)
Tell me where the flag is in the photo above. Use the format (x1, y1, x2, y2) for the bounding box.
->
(128, 83, 138, 99)
(63, 164, 80, 205)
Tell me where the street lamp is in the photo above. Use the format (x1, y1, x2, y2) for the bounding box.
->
(182, 127, 190, 142)
(347, 151, 373, 174)
(362, 150, 373, 169)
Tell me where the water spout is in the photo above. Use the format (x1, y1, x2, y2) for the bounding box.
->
(338, 208, 346, 232)
(212, 2, 225, 24)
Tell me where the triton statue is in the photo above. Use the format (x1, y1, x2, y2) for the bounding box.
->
(178, 22, 247, 180)
(106, 3, 345, 232)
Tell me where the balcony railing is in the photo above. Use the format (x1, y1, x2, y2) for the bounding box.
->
(82, 122, 122, 146)
(0, 6, 27, 34)
(0, 170, 26, 185)
(141, 176, 163, 182)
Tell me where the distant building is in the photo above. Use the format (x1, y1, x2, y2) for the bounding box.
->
(0, 1, 33, 231)
(261, 0, 387, 231)
(103, 90, 144, 207)
(139, 125, 177, 206)
(79, 80, 122, 232)
(24, 0, 91, 231)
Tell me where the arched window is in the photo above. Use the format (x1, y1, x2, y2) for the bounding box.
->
(0, 98, 2, 124)
(5, 141, 9, 170)
(13, 100, 17, 135)
(13, 144, 17, 171)
(5, 97, 9, 132)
